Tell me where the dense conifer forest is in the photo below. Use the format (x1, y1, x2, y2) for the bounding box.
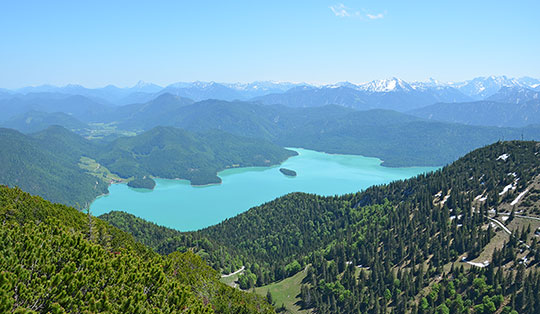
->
(127, 176, 157, 189)
(0, 127, 109, 207)
(0, 186, 274, 313)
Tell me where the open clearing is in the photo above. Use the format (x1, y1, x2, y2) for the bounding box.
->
(254, 268, 311, 314)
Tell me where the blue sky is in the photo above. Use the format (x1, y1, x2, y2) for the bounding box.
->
(1, 0, 539, 88)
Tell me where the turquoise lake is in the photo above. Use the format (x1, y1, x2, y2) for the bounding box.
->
(90, 148, 437, 231)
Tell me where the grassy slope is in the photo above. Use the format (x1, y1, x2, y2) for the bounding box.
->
(254, 269, 310, 314)
(78, 156, 125, 183)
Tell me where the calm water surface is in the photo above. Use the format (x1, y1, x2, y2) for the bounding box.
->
(90, 148, 437, 231)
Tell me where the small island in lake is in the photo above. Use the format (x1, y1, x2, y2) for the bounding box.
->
(127, 177, 156, 190)
(279, 168, 297, 177)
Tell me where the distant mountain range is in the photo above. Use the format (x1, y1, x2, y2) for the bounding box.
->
(2, 75, 540, 135)
(160, 81, 302, 102)
(12, 81, 163, 105)
(4, 81, 304, 106)
(3, 76, 538, 108)
(449, 75, 540, 99)
(486, 85, 540, 104)
(252, 78, 473, 111)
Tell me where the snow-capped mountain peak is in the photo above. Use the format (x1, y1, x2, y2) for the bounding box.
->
(359, 77, 413, 93)
(450, 76, 525, 99)
(133, 80, 153, 89)
(165, 81, 217, 89)
(192, 81, 217, 89)
(223, 81, 304, 92)
(410, 78, 445, 90)
(324, 81, 359, 89)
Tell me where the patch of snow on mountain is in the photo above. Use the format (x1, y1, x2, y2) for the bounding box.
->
(497, 153, 510, 161)
(511, 189, 529, 206)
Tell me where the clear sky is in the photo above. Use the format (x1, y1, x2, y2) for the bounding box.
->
(1, 0, 539, 88)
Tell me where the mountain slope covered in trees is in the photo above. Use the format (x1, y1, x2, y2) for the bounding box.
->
(98, 126, 296, 185)
(0, 185, 274, 313)
(0, 127, 108, 207)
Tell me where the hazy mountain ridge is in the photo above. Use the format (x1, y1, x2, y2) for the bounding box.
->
(409, 86, 540, 127)
(3, 81, 306, 105)
(1, 110, 89, 134)
(252, 76, 540, 111)
(107, 93, 195, 127)
(12, 81, 163, 105)
(0, 93, 112, 122)
(486, 86, 540, 104)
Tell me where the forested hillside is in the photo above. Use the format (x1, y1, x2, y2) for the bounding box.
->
(0, 125, 294, 205)
(0, 185, 274, 313)
(97, 126, 296, 185)
(103, 141, 540, 313)
(0, 127, 108, 207)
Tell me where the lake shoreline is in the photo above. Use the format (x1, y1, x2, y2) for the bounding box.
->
(286, 146, 441, 169)
(90, 148, 438, 231)
(91, 151, 299, 204)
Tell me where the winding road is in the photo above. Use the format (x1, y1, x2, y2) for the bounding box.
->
(221, 266, 245, 278)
